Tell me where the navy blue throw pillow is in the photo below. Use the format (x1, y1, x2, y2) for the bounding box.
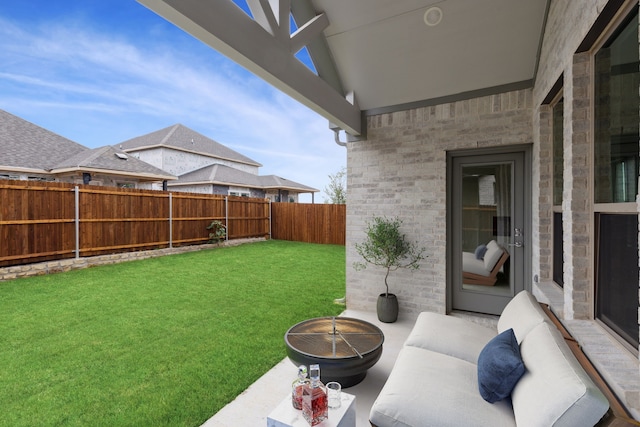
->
(477, 328, 525, 403)
(474, 244, 488, 260)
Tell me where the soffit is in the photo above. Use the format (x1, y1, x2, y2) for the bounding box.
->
(137, 0, 548, 134)
(311, 0, 548, 112)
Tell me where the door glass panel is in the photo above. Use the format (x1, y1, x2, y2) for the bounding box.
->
(460, 163, 512, 296)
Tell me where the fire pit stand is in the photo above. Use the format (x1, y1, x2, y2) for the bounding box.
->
(284, 317, 384, 388)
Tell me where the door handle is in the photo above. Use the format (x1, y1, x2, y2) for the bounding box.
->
(508, 241, 524, 248)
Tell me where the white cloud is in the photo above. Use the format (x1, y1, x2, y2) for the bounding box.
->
(0, 12, 346, 202)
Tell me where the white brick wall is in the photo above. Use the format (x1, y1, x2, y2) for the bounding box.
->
(346, 92, 533, 317)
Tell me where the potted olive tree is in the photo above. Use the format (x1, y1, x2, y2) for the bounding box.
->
(354, 216, 426, 323)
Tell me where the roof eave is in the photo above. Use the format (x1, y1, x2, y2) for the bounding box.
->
(50, 167, 177, 181)
(0, 166, 50, 175)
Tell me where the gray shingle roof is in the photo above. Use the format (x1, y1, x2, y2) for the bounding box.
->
(0, 109, 87, 171)
(0, 109, 175, 181)
(52, 146, 175, 179)
(257, 175, 318, 192)
(119, 124, 262, 167)
(171, 163, 318, 192)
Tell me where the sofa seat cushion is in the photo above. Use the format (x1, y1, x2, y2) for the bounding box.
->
(370, 346, 516, 427)
(512, 322, 609, 427)
(497, 290, 550, 343)
(404, 311, 497, 364)
(477, 328, 525, 403)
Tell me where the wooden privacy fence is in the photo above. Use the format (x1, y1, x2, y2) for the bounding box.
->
(0, 181, 346, 268)
(0, 181, 269, 267)
(271, 202, 346, 245)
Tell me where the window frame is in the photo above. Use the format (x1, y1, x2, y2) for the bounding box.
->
(589, 2, 639, 354)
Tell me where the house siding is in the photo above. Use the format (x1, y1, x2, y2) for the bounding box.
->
(132, 146, 259, 177)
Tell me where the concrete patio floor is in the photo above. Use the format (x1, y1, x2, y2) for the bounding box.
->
(201, 309, 498, 427)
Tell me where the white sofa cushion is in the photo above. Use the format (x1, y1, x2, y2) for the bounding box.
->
(512, 322, 609, 427)
(463, 251, 491, 276)
(369, 346, 516, 427)
(497, 290, 550, 343)
(483, 240, 504, 271)
(404, 311, 497, 364)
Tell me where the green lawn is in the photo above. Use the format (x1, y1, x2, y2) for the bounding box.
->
(0, 240, 346, 427)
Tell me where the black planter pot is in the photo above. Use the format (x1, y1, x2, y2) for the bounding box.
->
(377, 293, 398, 323)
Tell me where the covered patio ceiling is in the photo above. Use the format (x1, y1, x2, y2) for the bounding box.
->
(137, 0, 549, 136)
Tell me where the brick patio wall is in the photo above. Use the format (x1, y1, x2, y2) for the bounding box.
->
(531, 0, 610, 321)
(346, 91, 533, 317)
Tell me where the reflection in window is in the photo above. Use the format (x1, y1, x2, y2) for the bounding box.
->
(552, 99, 564, 206)
(593, 9, 639, 350)
(594, 10, 639, 203)
(596, 214, 639, 348)
(461, 165, 511, 252)
(552, 97, 564, 287)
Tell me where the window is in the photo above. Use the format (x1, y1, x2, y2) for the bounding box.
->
(594, 10, 639, 204)
(596, 214, 639, 348)
(593, 8, 639, 350)
(552, 99, 564, 207)
(552, 97, 564, 286)
(229, 191, 250, 197)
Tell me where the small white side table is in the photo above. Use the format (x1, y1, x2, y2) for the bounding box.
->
(267, 392, 356, 427)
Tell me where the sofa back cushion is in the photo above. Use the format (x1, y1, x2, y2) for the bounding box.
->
(483, 240, 503, 271)
(511, 323, 609, 427)
(498, 290, 549, 343)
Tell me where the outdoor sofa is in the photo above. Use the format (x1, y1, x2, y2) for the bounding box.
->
(369, 290, 611, 427)
(462, 239, 509, 286)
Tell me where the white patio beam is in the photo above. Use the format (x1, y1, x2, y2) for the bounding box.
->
(137, 0, 362, 136)
(290, 13, 329, 54)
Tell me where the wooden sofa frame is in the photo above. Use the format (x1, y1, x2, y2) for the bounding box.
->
(539, 304, 639, 427)
(462, 250, 509, 286)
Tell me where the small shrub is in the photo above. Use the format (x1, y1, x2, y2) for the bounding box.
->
(206, 220, 227, 243)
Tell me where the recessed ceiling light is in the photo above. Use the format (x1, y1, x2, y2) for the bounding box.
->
(424, 6, 443, 27)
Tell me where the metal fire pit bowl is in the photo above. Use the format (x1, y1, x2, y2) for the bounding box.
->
(284, 317, 384, 388)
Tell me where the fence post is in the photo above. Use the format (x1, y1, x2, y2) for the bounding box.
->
(169, 193, 173, 249)
(269, 200, 272, 240)
(225, 196, 229, 241)
(74, 186, 80, 259)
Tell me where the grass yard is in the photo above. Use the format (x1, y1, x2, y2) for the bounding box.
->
(0, 240, 346, 427)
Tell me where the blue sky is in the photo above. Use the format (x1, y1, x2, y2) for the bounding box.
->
(0, 0, 346, 202)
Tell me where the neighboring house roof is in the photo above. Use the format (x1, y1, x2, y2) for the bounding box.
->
(0, 108, 175, 182)
(52, 146, 175, 181)
(258, 174, 318, 192)
(0, 109, 87, 173)
(119, 124, 262, 167)
(170, 163, 318, 193)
